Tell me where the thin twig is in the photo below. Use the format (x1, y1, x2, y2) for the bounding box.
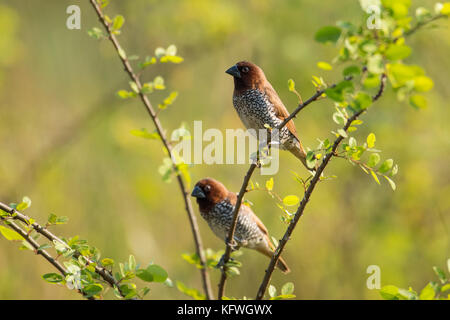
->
(88, 0, 213, 299)
(255, 73, 387, 300)
(217, 162, 257, 299)
(0, 204, 94, 300)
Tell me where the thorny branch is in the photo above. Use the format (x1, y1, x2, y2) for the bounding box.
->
(88, 0, 213, 299)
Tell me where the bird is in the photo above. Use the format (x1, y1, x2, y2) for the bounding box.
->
(191, 177, 290, 273)
(226, 61, 311, 170)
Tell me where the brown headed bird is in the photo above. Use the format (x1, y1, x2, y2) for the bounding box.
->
(191, 178, 290, 273)
(226, 61, 310, 170)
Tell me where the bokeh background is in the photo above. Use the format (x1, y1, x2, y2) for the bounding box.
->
(0, 0, 449, 299)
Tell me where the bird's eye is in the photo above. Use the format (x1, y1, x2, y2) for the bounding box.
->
(241, 66, 249, 73)
(204, 185, 211, 192)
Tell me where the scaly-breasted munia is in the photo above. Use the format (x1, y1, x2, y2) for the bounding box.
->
(226, 61, 310, 170)
(191, 178, 290, 273)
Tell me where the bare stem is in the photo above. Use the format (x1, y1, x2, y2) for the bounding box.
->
(88, 0, 213, 299)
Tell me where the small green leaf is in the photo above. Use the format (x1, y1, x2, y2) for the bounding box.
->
(281, 282, 294, 295)
(283, 195, 300, 206)
(378, 159, 394, 173)
(314, 26, 342, 44)
(317, 61, 333, 70)
(370, 170, 380, 185)
(42, 273, 64, 284)
(367, 153, 380, 167)
(83, 284, 104, 296)
(433, 266, 447, 284)
(101, 258, 115, 267)
(384, 176, 396, 191)
(419, 282, 436, 300)
(385, 44, 412, 60)
(130, 128, 160, 140)
(380, 285, 399, 300)
(413, 76, 434, 92)
(343, 65, 360, 77)
(266, 178, 274, 191)
(112, 15, 125, 30)
(409, 94, 427, 109)
(16, 196, 32, 211)
(337, 129, 348, 138)
(367, 133, 376, 148)
(0, 225, 23, 241)
(268, 285, 277, 298)
(287, 79, 295, 92)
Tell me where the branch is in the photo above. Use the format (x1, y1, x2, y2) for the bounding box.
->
(88, 0, 213, 299)
(255, 73, 387, 300)
(0, 202, 95, 300)
(217, 78, 351, 299)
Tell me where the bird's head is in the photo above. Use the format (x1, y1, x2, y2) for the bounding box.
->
(225, 61, 266, 91)
(191, 178, 230, 211)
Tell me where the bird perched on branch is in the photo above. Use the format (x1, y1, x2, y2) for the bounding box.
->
(191, 177, 290, 273)
(226, 61, 311, 170)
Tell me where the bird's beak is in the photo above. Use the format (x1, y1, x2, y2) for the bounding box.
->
(225, 65, 241, 79)
(191, 185, 206, 199)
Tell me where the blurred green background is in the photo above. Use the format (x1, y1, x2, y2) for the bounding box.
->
(0, 0, 449, 299)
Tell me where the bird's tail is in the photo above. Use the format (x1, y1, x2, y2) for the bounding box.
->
(257, 240, 291, 274)
(288, 144, 311, 171)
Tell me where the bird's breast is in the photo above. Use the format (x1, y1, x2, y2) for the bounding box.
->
(233, 89, 281, 130)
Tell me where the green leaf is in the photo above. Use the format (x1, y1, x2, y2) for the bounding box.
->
(351, 92, 372, 111)
(367, 153, 380, 167)
(281, 282, 294, 295)
(117, 90, 135, 99)
(367, 133, 376, 148)
(283, 195, 300, 206)
(370, 170, 380, 185)
(268, 285, 277, 298)
(325, 80, 354, 102)
(413, 76, 434, 92)
(378, 159, 394, 173)
(314, 26, 342, 44)
(419, 282, 436, 300)
(343, 65, 360, 77)
(37, 243, 52, 251)
(380, 285, 399, 300)
(287, 79, 295, 92)
(160, 55, 184, 63)
(384, 176, 396, 191)
(176, 281, 206, 300)
(129, 255, 136, 271)
(385, 44, 412, 60)
(363, 75, 381, 88)
(137, 264, 168, 283)
(409, 94, 427, 109)
(317, 61, 332, 70)
(153, 76, 165, 90)
(159, 91, 179, 109)
(433, 266, 447, 284)
(83, 284, 103, 297)
(439, 2, 450, 15)
(367, 54, 384, 74)
(130, 128, 160, 140)
(337, 129, 348, 138)
(101, 258, 114, 267)
(0, 225, 23, 241)
(112, 15, 125, 31)
(166, 44, 177, 56)
(42, 273, 64, 284)
(16, 196, 32, 211)
(266, 178, 274, 191)
(129, 81, 139, 93)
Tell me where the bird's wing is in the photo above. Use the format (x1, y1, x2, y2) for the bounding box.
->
(240, 203, 269, 236)
(263, 84, 300, 142)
